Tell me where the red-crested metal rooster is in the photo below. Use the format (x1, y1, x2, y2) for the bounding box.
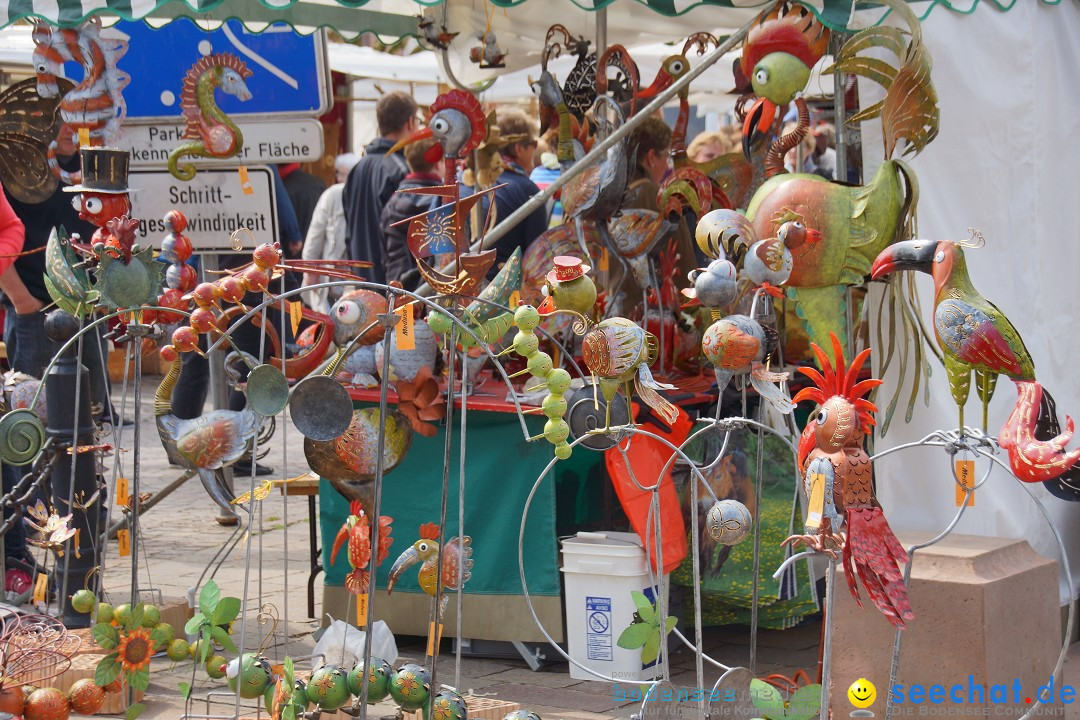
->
(784, 333, 914, 629)
(330, 501, 393, 594)
(872, 238, 1080, 498)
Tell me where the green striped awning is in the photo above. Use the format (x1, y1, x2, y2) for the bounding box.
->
(2, 0, 1072, 42)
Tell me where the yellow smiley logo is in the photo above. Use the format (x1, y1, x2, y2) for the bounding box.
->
(847, 678, 876, 709)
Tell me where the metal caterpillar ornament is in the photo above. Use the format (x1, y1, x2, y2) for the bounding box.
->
(506, 304, 574, 460)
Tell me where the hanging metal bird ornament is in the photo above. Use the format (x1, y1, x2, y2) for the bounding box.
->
(330, 501, 393, 594)
(387, 522, 473, 618)
(741, 0, 939, 430)
(701, 310, 794, 417)
(154, 345, 263, 520)
(417, 15, 458, 50)
(470, 30, 507, 69)
(537, 257, 678, 431)
(784, 333, 913, 629)
(871, 238, 1080, 499)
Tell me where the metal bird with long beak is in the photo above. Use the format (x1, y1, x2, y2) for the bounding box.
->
(387, 522, 473, 618)
(871, 238, 1080, 499)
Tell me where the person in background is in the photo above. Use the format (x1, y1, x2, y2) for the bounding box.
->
(343, 92, 418, 284)
(809, 123, 837, 181)
(463, 110, 547, 273)
(529, 129, 563, 227)
(302, 153, 360, 313)
(783, 123, 820, 176)
(279, 163, 327, 238)
(0, 183, 30, 582)
(620, 116, 696, 304)
(686, 130, 733, 164)
(381, 138, 444, 291)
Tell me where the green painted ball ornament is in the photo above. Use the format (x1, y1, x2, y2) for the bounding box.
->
(225, 653, 273, 699)
(306, 665, 352, 711)
(347, 657, 393, 702)
(389, 663, 431, 711)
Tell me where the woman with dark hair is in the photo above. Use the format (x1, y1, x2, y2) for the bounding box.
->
(618, 116, 696, 306)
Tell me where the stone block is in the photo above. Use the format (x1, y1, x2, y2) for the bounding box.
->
(830, 533, 1063, 718)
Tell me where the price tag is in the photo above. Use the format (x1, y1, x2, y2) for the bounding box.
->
(117, 529, 131, 557)
(78, 127, 90, 147)
(508, 290, 521, 309)
(395, 304, 415, 351)
(74, 529, 81, 559)
(597, 248, 609, 272)
(239, 166, 254, 195)
(32, 573, 48, 605)
(425, 622, 445, 656)
(806, 473, 825, 528)
(955, 459, 975, 507)
(116, 477, 130, 508)
(289, 301, 303, 336)
(355, 593, 369, 627)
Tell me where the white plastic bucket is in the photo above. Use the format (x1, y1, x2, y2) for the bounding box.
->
(560, 531, 669, 682)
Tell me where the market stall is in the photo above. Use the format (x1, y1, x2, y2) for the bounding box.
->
(0, 1, 1075, 719)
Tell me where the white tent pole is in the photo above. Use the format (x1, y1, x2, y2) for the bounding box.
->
(415, 12, 757, 297)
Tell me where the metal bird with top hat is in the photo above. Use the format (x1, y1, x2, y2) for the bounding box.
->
(871, 237, 1080, 498)
(537, 256, 678, 431)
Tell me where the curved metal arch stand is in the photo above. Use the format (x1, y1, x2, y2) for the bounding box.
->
(517, 415, 803, 720)
(771, 426, 1076, 720)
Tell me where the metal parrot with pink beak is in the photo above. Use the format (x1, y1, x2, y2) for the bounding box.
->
(872, 239, 1080, 499)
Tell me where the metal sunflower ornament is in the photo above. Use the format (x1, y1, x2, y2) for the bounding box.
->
(91, 602, 172, 711)
(615, 590, 676, 665)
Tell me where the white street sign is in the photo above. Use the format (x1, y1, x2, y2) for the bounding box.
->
(120, 119, 325, 167)
(128, 166, 278, 252)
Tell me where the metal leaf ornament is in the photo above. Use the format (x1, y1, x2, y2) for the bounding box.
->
(394, 366, 446, 438)
(749, 678, 821, 720)
(615, 590, 676, 665)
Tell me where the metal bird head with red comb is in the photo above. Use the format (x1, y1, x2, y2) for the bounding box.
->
(793, 333, 882, 452)
(388, 89, 487, 163)
(739, 2, 829, 156)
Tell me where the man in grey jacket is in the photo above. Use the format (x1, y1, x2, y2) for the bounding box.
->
(342, 92, 419, 283)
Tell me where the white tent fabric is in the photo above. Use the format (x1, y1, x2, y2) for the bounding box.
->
(866, 1, 1080, 603)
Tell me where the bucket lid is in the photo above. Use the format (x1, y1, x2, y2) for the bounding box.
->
(560, 531, 643, 557)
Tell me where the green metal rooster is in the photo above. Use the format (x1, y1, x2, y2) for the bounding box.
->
(739, 0, 940, 430)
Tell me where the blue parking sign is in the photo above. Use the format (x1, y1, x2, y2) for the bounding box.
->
(112, 18, 329, 121)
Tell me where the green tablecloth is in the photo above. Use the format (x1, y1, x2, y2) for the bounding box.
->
(319, 409, 561, 598)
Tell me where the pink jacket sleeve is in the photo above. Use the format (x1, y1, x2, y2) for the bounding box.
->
(0, 185, 25, 275)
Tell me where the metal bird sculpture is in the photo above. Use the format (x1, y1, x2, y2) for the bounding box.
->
(743, 219, 822, 295)
(537, 25, 596, 139)
(784, 333, 913, 629)
(871, 238, 1080, 498)
(606, 167, 712, 292)
(154, 347, 261, 520)
(388, 90, 498, 297)
(740, 0, 939, 431)
(330, 501, 393, 594)
(537, 257, 678, 429)
(387, 522, 473, 618)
